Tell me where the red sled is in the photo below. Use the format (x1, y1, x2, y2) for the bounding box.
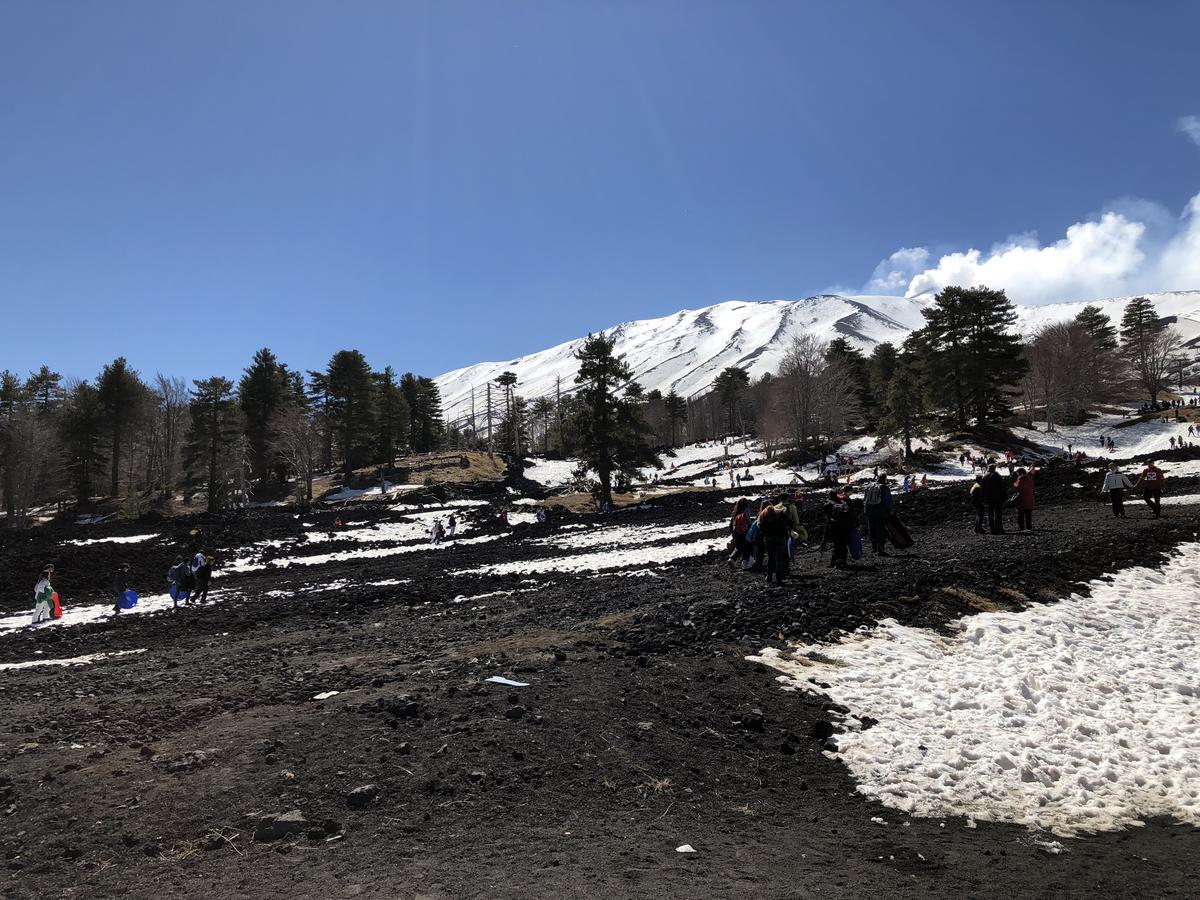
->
(51, 591, 63, 618)
(885, 512, 914, 549)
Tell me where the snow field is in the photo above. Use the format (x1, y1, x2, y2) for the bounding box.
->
(750, 546, 1200, 836)
(0, 588, 233, 636)
(456, 530, 727, 576)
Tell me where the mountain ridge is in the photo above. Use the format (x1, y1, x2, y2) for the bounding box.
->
(434, 291, 1200, 423)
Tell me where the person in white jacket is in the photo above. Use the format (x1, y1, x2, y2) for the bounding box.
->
(1101, 463, 1134, 518)
(31, 565, 54, 625)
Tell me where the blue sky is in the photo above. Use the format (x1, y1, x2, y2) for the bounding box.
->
(1, 0, 1198, 385)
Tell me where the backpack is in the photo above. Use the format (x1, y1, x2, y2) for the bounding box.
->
(732, 513, 749, 535)
(864, 483, 882, 506)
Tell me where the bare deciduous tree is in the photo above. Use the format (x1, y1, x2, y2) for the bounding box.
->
(270, 401, 322, 502)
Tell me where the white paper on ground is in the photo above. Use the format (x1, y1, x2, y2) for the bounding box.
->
(485, 676, 529, 687)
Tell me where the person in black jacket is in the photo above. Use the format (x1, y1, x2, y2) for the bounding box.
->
(757, 495, 791, 585)
(822, 490, 854, 568)
(112, 562, 131, 615)
(981, 464, 1008, 534)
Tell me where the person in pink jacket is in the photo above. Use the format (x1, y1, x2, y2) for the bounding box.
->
(1012, 466, 1037, 532)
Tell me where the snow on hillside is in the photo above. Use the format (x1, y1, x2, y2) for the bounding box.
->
(435, 291, 1200, 423)
(436, 295, 930, 422)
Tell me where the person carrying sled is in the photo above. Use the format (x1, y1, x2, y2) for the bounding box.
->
(168, 556, 191, 607)
(1101, 463, 1133, 518)
(31, 564, 55, 626)
(821, 489, 854, 569)
(1135, 461, 1166, 518)
(981, 464, 1008, 534)
(1012, 466, 1038, 532)
(863, 475, 893, 555)
(112, 562, 132, 615)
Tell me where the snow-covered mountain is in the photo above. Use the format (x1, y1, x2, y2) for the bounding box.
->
(434, 290, 1200, 423)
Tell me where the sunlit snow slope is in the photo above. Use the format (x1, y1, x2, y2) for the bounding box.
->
(435, 291, 1200, 422)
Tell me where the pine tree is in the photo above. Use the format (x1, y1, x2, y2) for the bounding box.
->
(573, 333, 659, 506)
(238, 348, 291, 484)
(867, 342, 899, 416)
(1120, 297, 1180, 403)
(879, 359, 929, 458)
(664, 390, 688, 447)
(713, 367, 750, 434)
(325, 350, 377, 474)
(825, 338, 873, 422)
(1073, 305, 1122, 402)
(402, 374, 445, 453)
(183, 377, 245, 512)
(97, 357, 146, 496)
(24, 366, 63, 415)
(915, 286, 1027, 429)
(373, 366, 410, 467)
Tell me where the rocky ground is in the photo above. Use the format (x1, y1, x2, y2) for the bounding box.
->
(2, 459, 1200, 898)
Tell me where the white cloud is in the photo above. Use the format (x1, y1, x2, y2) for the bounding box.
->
(865, 191, 1200, 306)
(1178, 115, 1200, 148)
(865, 247, 929, 293)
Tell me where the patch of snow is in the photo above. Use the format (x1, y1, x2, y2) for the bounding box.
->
(457, 533, 726, 576)
(0, 648, 147, 671)
(64, 533, 158, 547)
(750, 545, 1200, 836)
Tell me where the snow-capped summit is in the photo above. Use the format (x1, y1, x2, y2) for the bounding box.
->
(434, 290, 1200, 422)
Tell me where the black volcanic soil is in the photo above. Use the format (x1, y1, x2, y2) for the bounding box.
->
(1, 459, 1199, 899)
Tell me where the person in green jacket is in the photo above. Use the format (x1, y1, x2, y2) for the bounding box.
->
(31, 564, 54, 626)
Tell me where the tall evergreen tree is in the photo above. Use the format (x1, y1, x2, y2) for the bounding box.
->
(97, 357, 146, 496)
(825, 338, 873, 422)
(915, 285, 1027, 429)
(59, 380, 108, 502)
(402, 374, 445, 453)
(664, 390, 688, 447)
(878, 358, 929, 458)
(373, 366, 410, 467)
(325, 350, 377, 474)
(572, 333, 659, 506)
(306, 370, 333, 470)
(24, 366, 63, 415)
(867, 342, 899, 417)
(1073, 305, 1122, 401)
(238, 348, 290, 483)
(1119, 297, 1180, 403)
(183, 377, 245, 512)
(713, 367, 750, 434)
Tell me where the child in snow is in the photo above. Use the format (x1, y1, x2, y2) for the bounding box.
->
(31, 565, 55, 626)
(112, 562, 132, 615)
(168, 557, 191, 607)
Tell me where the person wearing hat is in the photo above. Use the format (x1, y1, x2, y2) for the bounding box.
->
(192, 550, 212, 604)
(112, 563, 132, 615)
(31, 565, 55, 626)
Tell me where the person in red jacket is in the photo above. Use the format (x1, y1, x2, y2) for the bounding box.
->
(1012, 466, 1038, 532)
(1135, 461, 1165, 517)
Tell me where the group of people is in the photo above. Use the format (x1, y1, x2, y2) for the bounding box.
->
(727, 474, 907, 582)
(164, 550, 212, 608)
(969, 464, 1038, 534)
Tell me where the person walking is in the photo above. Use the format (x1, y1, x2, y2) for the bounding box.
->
(727, 497, 752, 568)
(31, 565, 55, 626)
(757, 495, 791, 585)
(1101, 463, 1133, 518)
(192, 554, 212, 604)
(969, 474, 986, 534)
(447, 514, 458, 537)
(167, 556, 190, 608)
(112, 562, 132, 615)
(982, 464, 1008, 534)
(1135, 461, 1166, 517)
(821, 490, 854, 569)
(863, 475, 892, 555)
(1012, 466, 1037, 532)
